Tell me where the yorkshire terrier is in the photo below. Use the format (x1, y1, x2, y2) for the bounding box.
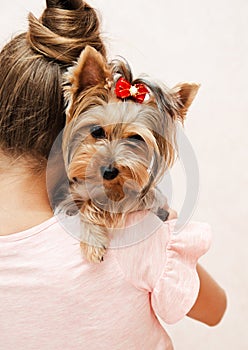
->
(61, 46, 199, 263)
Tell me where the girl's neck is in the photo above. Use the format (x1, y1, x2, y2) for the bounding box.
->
(0, 165, 53, 236)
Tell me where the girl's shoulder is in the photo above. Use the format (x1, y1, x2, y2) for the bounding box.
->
(111, 211, 212, 323)
(111, 210, 211, 264)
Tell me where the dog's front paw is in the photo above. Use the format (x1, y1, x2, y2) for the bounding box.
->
(80, 242, 107, 263)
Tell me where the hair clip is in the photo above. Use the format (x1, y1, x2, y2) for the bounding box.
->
(115, 77, 149, 103)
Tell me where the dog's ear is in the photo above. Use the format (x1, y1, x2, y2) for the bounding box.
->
(172, 82, 200, 120)
(70, 45, 110, 96)
(46, 0, 82, 10)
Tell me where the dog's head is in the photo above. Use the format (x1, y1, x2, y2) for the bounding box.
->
(63, 46, 199, 209)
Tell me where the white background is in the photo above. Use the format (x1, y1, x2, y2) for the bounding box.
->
(1, 1, 248, 349)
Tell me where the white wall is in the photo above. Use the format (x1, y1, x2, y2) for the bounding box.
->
(1, 1, 247, 349)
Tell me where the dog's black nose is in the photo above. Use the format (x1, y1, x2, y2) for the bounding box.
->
(100, 166, 119, 180)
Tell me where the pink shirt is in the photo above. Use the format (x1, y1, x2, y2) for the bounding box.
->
(0, 211, 211, 350)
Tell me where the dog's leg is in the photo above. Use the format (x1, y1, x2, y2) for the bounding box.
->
(80, 221, 109, 263)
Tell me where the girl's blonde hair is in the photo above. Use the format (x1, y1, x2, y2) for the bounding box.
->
(0, 0, 106, 169)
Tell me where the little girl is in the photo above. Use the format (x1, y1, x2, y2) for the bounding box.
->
(0, 1, 226, 349)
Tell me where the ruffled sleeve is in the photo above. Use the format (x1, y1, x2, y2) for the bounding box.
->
(151, 220, 212, 324)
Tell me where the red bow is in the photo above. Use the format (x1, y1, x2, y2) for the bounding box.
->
(115, 77, 149, 103)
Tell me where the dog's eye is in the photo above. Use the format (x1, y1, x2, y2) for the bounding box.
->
(69, 177, 78, 185)
(128, 134, 145, 142)
(90, 125, 106, 139)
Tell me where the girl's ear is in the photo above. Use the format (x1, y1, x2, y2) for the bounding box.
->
(172, 82, 200, 120)
(46, 0, 82, 10)
(69, 45, 110, 96)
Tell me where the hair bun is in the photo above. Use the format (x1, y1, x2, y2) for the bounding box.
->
(46, 0, 82, 10)
(27, 1, 106, 64)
